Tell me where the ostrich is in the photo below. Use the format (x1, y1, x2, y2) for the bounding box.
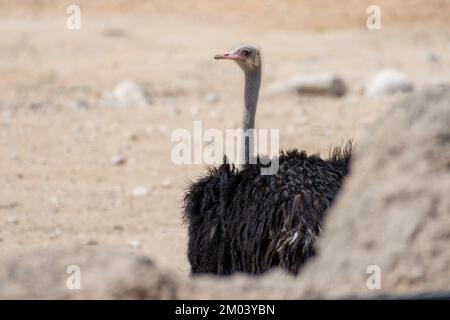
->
(183, 44, 352, 275)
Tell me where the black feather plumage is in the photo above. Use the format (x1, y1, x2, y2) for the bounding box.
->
(182, 142, 352, 275)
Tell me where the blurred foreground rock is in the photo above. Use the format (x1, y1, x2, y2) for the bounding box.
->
(366, 69, 413, 97)
(0, 246, 177, 299)
(268, 73, 347, 97)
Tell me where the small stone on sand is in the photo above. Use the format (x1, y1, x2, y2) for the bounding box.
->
(111, 154, 127, 166)
(132, 186, 150, 197)
(128, 239, 141, 249)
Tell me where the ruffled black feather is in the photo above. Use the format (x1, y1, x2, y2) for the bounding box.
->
(182, 141, 352, 275)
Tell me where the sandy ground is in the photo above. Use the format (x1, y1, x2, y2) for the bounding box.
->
(0, 1, 449, 276)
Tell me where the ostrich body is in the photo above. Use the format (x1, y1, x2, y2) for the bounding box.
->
(183, 44, 352, 275)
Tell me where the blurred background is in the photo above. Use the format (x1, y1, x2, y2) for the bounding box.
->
(0, 0, 449, 276)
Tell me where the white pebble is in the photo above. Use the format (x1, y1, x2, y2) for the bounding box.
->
(128, 239, 141, 249)
(111, 154, 127, 166)
(365, 69, 413, 97)
(132, 186, 150, 197)
(161, 179, 172, 188)
(50, 196, 60, 207)
(101, 80, 151, 108)
(6, 216, 19, 225)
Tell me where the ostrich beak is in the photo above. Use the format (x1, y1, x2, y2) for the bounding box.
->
(214, 52, 245, 61)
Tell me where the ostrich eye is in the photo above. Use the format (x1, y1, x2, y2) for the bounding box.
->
(241, 49, 251, 57)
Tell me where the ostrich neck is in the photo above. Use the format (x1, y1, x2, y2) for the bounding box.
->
(240, 67, 261, 169)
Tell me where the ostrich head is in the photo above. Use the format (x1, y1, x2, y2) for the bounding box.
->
(214, 44, 261, 72)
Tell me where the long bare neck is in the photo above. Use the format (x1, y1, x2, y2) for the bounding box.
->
(240, 67, 261, 169)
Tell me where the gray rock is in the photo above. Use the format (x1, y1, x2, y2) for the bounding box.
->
(101, 80, 151, 108)
(268, 72, 347, 97)
(296, 85, 450, 298)
(365, 69, 413, 97)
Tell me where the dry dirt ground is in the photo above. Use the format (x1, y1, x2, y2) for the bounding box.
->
(0, 1, 449, 277)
